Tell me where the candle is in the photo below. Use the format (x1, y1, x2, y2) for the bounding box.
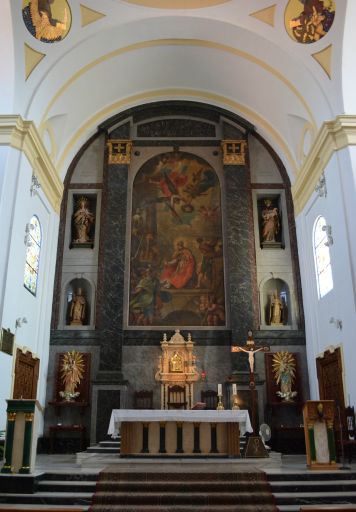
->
(218, 383, 222, 396)
(232, 384, 237, 395)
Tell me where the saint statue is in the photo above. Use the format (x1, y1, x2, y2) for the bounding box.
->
(261, 199, 280, 243)
(272, 351, 297, 402)
(59, 350, 84, 401)
(72, 196, 95, 244)
(69, 288, 86, 325)
(269, 293, 283, 325)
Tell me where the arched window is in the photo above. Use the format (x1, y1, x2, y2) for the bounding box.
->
(313, 216, 333, 299)
(24, 216, 42, 295)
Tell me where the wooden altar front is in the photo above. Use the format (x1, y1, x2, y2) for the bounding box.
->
(108, 409, 253, 457)
(155, 330, 199, 409)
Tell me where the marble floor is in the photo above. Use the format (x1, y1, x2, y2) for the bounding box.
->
(33, 452, 356, 475)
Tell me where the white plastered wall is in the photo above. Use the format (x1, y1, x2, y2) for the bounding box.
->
(296, 150, 356, 406)
(0, 151, 59, 432)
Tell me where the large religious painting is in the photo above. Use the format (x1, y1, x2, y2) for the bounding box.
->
(22, 0, 71, 43)
(129, 151, 225, 327)
(285, 0, 335, 44)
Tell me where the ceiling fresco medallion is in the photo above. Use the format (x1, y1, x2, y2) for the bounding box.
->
(122, 0, 230, 8)
(285, 0, 335, 44)
(22, 0, 71, 43)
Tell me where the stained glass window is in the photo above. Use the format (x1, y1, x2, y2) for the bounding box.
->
(24, 216, 42, 295)
(313, 216, 333, 299)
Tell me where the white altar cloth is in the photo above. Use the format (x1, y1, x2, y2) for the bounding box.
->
(108, 409, 253, 438)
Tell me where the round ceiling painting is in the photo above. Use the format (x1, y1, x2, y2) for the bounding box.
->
(22, 0, 71, 43)
(285, 0, 335, 44)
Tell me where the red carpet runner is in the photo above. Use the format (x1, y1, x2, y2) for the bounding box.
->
(89, 467, 278, 511)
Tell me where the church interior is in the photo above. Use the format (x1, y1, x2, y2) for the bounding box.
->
(1, 0, 356, 509)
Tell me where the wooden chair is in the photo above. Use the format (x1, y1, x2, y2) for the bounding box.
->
(341, 406, 356, 463)
(134, 390, 153, 409)
(167, 385, 187, 409)
(201, 389, 218, 410)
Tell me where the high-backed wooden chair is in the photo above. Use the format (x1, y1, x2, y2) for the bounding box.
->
(167, 385, 187, 409)
(342, 406, 356, 463)
(134, 390, 153, 409)
(201, 389, 218, 410)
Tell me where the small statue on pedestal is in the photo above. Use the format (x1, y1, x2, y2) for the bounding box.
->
(269, 293, 284, 326)
(69, 288, 86, 326)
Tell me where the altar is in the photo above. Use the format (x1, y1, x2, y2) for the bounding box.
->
(108, 409, 253, 457)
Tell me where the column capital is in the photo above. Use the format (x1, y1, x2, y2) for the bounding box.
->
(292, 115, 356, 215)
(0, 115, 63, 213)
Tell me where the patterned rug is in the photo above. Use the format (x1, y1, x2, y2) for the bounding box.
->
(89, 466, 278, 511)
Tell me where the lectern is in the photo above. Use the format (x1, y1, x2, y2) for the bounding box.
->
(303, 400, 338, 470)
(1, 399, 42, 474)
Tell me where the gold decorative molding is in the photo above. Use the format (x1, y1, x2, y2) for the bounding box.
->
(249, 5, 276, 27)
(107, 140, 132, 164)
(312, 44, 332, 79)
(0, 116, 63, 213)
(123, 0, 230, 8)
(56, 88, 298, 177)
(292, 116, 356, 215)
(24, 44, 45, 80)
(221, 140, 248, 165)
(80, 4, 105, 27)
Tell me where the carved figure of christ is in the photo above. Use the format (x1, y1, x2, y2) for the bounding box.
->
(231, 333, 270, 385)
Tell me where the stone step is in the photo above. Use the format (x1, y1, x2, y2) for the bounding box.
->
(0, 507, 88, 511)
(86, 446, 120, 453)
(274, 491, 356, 506)
(268, 471, 356, 481)
(89, 507, 277, 512)
(0, 493, 93, 506)
(270, 480, 356, 492)
(92, 492, 274, 506)
(99, 440, 120, 446)
(39, 472, 99, 481)
(38, 481, 97, 493)
(94, 481, 272, 492)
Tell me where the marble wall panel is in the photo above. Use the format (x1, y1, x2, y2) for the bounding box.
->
(97, 163, 128, 375)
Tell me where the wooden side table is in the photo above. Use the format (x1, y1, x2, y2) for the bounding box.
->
(48, 401, 88, 453)
(49, 425, 86, 453)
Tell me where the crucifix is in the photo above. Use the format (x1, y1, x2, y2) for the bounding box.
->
(231, 330, 270, 432)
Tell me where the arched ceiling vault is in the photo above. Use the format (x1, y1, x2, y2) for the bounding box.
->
(6, 1, 348, 183)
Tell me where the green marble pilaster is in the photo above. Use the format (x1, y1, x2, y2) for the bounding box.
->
(1, 412, 16, 473)
(308, 426, 316, 463)
(327, 424, 336, 463)
(19, 413, 34, 474)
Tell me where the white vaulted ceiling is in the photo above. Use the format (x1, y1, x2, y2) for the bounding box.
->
(2, 0, 348, 182)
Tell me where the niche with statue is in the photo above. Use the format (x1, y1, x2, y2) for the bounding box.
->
(65, 278, 92, 327)
(257, 196, 283, 249)
(70, 194, 97, 249)
(262, 278, 290, 328)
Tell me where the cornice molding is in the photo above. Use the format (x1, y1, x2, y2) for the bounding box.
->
(292, 115, 356, 216)
(0, 115, 63, 213)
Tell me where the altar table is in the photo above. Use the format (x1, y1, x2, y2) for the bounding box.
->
(108, 409, 253, 457)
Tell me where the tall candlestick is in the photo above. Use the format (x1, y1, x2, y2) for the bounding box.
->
(232, 383, 237, 395)
(218, 383, 222, 396)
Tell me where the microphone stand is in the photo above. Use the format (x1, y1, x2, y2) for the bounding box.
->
(337, 405, 350, 470)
